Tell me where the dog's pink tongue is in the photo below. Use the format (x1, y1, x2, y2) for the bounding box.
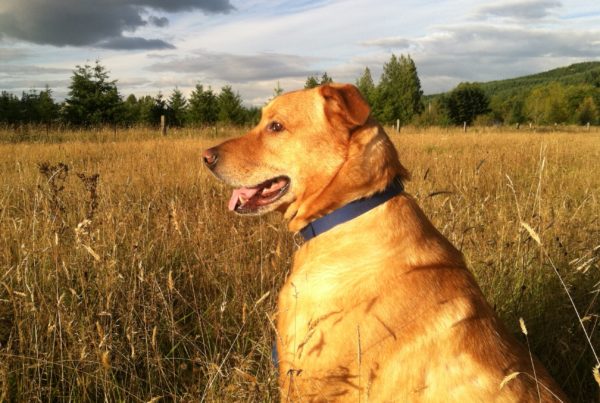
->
(228, 187, 259, 211)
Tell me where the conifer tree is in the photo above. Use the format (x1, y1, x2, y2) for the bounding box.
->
(167, 87, 188, 127)
(122, 94, 140, 126)
(63, 60, 122, 126)
(151, 92, 167, 125)
(305, 72, 334, 89)
(189, 84, 219, 125)
(305, 75, 320, 89)
(273, 81, 284, 98)
(374, 54, 423, 125)
(137, 95, 156, 126)
(218, 86, 244, 125)
(356, 67, 376, 106)
(320, 72, 333, 85)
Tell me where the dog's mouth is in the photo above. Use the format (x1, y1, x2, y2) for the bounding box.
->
(228, 176, 290, 214)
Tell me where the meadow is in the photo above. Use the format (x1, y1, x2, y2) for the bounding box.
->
(0, 125, 599, 402)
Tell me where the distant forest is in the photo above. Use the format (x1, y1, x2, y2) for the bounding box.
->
(1, 57, 599, 128)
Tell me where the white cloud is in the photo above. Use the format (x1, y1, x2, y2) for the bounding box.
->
(146, 50, 316, 82)
(475, 0, 562, 20)
(1, 0, 599, 102)
(359, 37, 414, 49)
(359, 22, 600, 93)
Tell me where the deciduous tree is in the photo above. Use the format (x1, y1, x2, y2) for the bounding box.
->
(443, 82, 490, 125)
(576, 96, 598, 124)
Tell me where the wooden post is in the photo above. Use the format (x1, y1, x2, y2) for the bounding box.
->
(463, 121, 467, 132)
(395, 119, 400, 133)
(586, 122, 590, 131)
(516, 123, 520, 130)
(160, 115, 167, 136)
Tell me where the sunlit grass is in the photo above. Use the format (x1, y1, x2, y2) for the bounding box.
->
(0, 126, 598, 401)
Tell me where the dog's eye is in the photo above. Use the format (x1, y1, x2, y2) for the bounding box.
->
(267, 121, 284, 133)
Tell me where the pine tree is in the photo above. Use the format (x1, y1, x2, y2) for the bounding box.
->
(188, 84, 219, 126)
(167, 87, 188, 127)
(305, 75, 320, 89)
(122, 94, 140, 126)
(138, 95, 156, 126)
(356, 67, 376, 106)
(374, 54, 423, 125)
(320, 72, 333, 85)
(151, 92, 167, 125)
(0, 91, 21, 124)
(63, 60, 122, 126)
(17, 87, 58, 125)
(218, 86, 244, 125)
(36, 87, 57, 126)
(273, 81, 284, 98)
(304, 72, 334, 89)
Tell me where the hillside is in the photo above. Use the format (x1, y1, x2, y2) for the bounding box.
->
(427, 61, 600, 100)
(478, 61, 600, 97)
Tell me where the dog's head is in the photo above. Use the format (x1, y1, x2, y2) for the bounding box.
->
(203, 83, 408, 231)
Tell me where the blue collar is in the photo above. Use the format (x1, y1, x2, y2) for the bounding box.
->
(299, 177, 404, 241)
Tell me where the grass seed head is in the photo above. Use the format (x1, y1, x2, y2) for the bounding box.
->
(519, 317, 528, 335)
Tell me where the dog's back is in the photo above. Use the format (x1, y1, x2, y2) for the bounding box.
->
(278, 191, 565, 401)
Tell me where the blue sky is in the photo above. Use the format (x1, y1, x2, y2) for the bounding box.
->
(1, 0, 599, 105)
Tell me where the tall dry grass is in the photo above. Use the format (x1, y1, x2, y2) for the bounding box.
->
(0, 126, 599, 401)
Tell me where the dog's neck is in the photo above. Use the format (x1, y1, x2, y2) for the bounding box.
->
(299, 177, 404, 241)
(284, 123, 409, 232)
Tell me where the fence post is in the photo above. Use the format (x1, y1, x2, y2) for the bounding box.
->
(586, 122, 590, 131)
(396, 119, 400, 133)
(160, 115, 167, 136)
(463, 121, 467, 132)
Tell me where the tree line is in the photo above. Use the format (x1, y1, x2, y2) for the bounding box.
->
(1, 56, 599, 128)
(418, 81, 599, 127)
(0, 61, 260, 128)
(350, 56, 599, 127)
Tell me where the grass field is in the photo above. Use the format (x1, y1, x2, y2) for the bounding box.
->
(0, 126, 599, 401)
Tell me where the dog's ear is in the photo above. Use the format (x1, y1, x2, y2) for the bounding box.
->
(320, 84, 371, 130)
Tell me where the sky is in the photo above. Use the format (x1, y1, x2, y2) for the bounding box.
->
(0, 0, 599, 106)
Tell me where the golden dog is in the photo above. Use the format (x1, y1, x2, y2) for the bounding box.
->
(202, 84, 567, 402)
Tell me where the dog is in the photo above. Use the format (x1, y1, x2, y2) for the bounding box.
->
(202, 84, 568, 402)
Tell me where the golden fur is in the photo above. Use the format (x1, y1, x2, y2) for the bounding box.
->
(203, 84, 568, 401)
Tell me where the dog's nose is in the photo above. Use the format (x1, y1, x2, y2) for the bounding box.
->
(202, 147, 219, 169)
